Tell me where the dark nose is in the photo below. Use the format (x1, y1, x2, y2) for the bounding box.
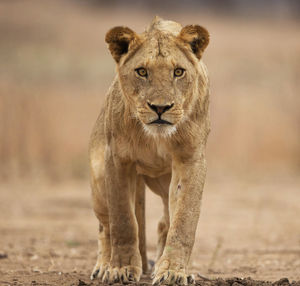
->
(147, 102, 174, 116)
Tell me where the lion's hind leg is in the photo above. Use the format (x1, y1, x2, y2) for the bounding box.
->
(135, 175, 148, 274)
(144, 174, 171, 263)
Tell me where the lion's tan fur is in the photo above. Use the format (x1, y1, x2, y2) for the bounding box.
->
(89, 17, 210, 285)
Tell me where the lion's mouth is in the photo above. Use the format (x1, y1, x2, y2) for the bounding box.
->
(149, 118, 172, 125)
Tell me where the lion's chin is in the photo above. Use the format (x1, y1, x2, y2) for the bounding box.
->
(143, 124, 177, 138)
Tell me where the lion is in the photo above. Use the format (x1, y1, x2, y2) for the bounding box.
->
(89, 16, 210, 285)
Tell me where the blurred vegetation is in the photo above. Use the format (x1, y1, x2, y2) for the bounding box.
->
(80, 0, 300, 19)
(0, 0, 299, 181)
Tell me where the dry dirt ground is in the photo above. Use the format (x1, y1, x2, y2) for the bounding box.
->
(0, 177, 299, 286)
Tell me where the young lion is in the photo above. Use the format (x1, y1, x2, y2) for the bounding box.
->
(89, 17, 210, 285)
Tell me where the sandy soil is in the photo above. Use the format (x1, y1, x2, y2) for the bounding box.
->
(0, 177, 299, 285)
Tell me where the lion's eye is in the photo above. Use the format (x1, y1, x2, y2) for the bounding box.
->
(135, 67, 148, 77)
(174, 68, 185, 77)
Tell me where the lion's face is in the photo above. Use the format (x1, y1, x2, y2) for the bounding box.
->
(118, 37, 199, 136)
(105, 18, 209, 137)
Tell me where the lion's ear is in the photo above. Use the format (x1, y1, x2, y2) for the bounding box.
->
(105, 26, 139, 63)
(178, 25, 209, 60)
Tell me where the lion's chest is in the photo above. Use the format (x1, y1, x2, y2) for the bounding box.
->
(134, 141, 172, 177)
(116, 135, 172, 177)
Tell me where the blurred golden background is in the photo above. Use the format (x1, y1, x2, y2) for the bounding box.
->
(0, 1, 300, 284)
(1, 0, 300, 181)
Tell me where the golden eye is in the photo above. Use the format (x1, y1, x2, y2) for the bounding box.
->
(135, 67, 148, 77)
(174, 68, 185, 77)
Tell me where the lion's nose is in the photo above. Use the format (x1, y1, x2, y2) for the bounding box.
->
(147, 102, 174, 116)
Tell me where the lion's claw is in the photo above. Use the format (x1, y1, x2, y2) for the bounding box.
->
(128, 273, 136, 282)
(187, 275, 195, 284)
(91, 268, 99, 280)
(102, 270, 110, 284)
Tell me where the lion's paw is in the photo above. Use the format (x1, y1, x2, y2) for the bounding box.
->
(101, 264, 142, 284)
(152, 259, 195, 285)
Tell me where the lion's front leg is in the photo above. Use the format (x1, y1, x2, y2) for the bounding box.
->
(152, 154, 207, 285)
(103, 149, 142, 284)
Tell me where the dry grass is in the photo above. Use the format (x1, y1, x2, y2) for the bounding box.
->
(1, 0, 300, 180)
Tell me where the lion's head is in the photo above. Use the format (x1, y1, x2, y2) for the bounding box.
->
(105, 17, 209, 137)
